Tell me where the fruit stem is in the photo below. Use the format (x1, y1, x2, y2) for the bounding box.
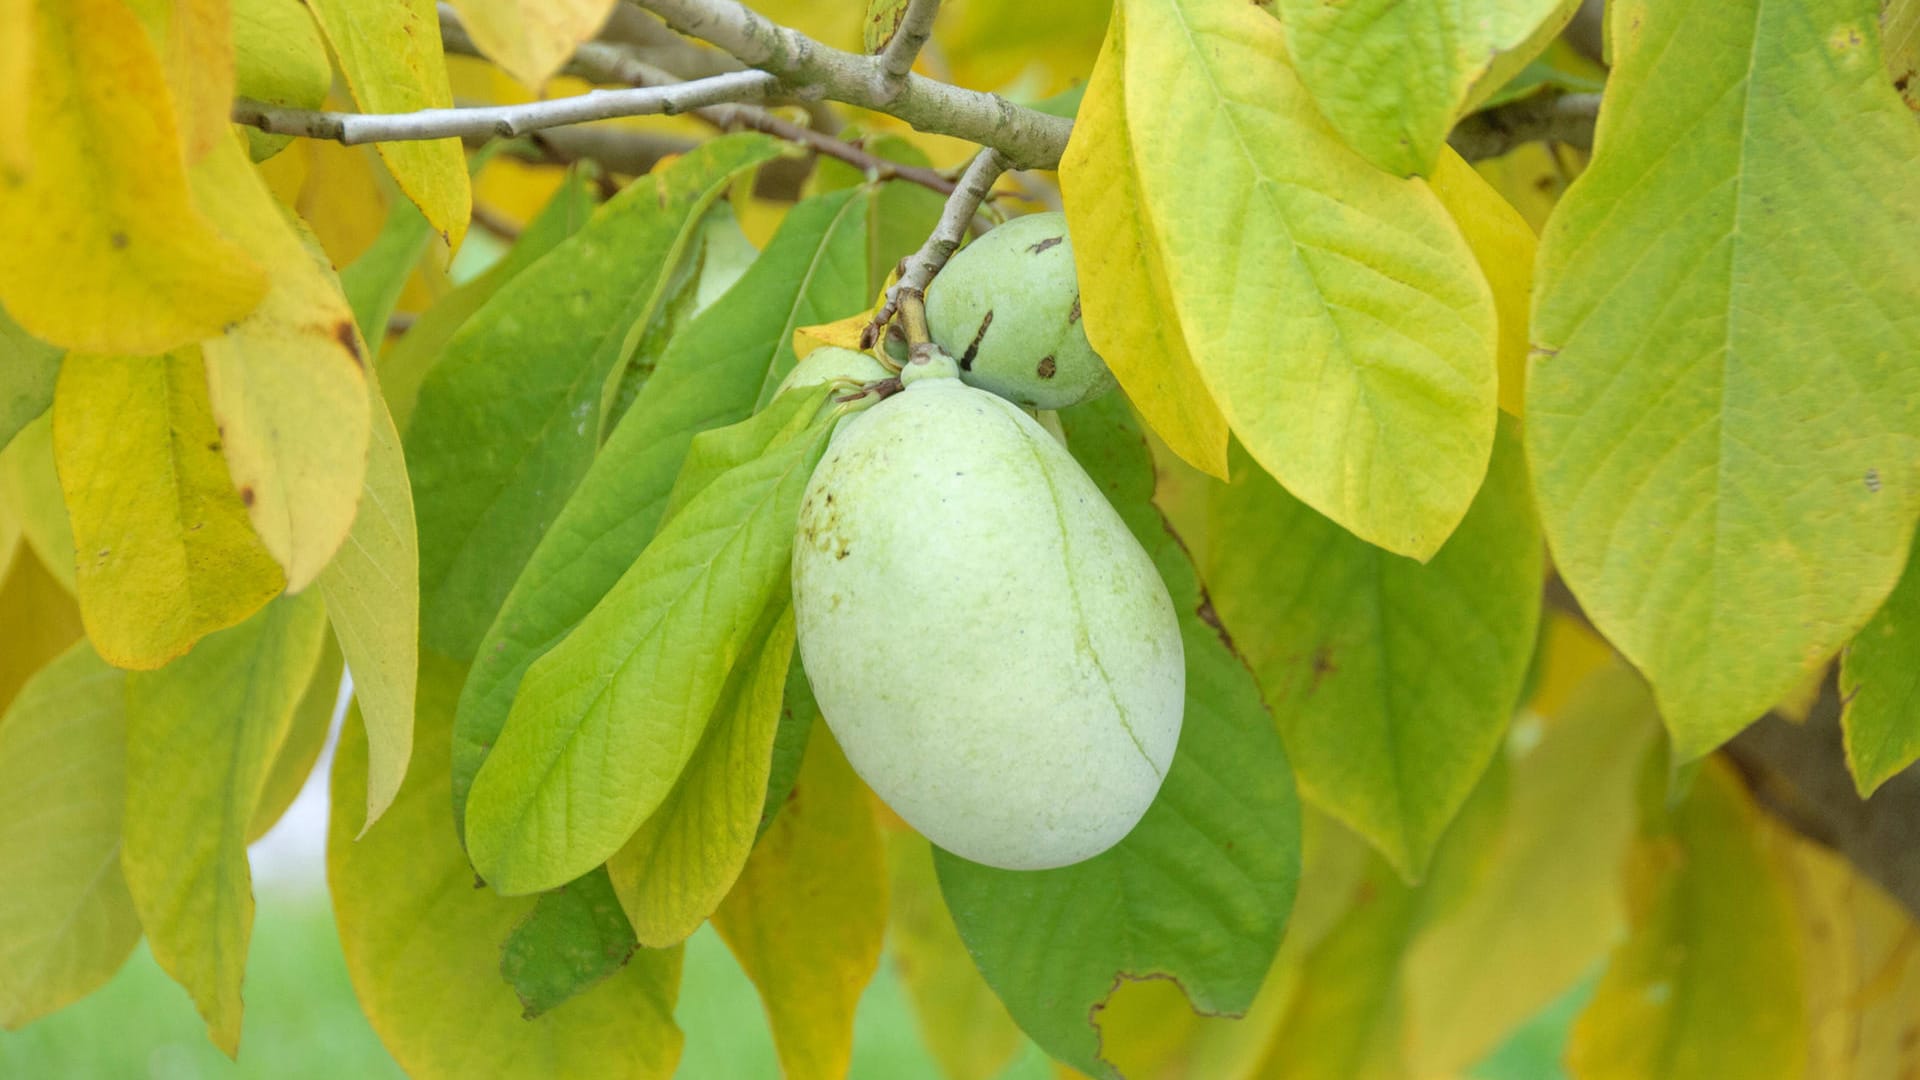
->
(898, 289, 932, 347)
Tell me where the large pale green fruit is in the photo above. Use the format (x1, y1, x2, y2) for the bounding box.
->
(925, 211, 1116, 411)
(791, 368, 1183, 870)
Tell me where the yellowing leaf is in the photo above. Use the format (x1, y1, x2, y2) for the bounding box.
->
(713, 724, 887, 1080)
(1426, 147, 1536, 418)
(1888, 0, 1920, 113)
(935, 0, 1110, 97)
(52, 352, 285, 669)
(0, 0, 27, 172)
(0, 642, 138, 1029)
(793, 313, 875, 362)
(1061, 8, 1229, 479)
(248, 637, 343, 842)
(448, 0, 616, 89)
(1528, 0, 1920, 759)
(0, 0, 264, 354)
(306, 0, 471, 251)
(331, 652, 685, 1079)
(1118, 0, 1499, 558)
(123, 0, 233, 162)
(1, 297, 62, 450)
(1840, 537, 1920, 795)
(0, 544, 83, 717)
(607, 607, 796, 948)
(193, 135, 372, 593)
(0, 412, 75, 595)
(1277, 0, 1579, 175)
(1567, 760, 1805, 1080)
(121, 591, 328, 1056)
(232, 0, 333, 163)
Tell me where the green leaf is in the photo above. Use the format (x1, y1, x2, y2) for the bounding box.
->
(407, 133, 782, 660)
(1566, 760, 1806, 1079)
(607, 604, 796, 948)
(1888, 0, 1920, 113)
(759, 659, 819, 841)
(1116, 0, 1499, 558)
(121, 590, 328, 1056)
(381, 170, 598, 431)
(1840, 537, 1920, 795)
(248, 637, 344, 843)
(1202, 418, 1541, 877)
(232, 0, 331, 162)
(0, 414, 75, 596)
(330, 652, 684, 1079)
(0, 642, 138, 1029)
(303, 0, 470, 249)
(0, 306, 60, 453)
(935, 393, 1302, 1080)
(1527, 0, 1920, 759)
(449, 189, 879, 833)
(1276, 0, 1580, 175)
(464, 389, 833, 894)
(339, 195, 435, 347)
(499, 868, 639, 1020)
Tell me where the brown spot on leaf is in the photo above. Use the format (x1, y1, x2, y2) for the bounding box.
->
(1026, 235, 1063, 255)
(1866, 467, 1882, 493)
(1036, 356, 1057, 379)
(959, 310, 993, 371)
(1194, 592, 1236, 653)
(1309, 645, 1338, 692)
(109, 231, 128, 250)
(239, 485, 255, 507)
(334, 320, 363, 367)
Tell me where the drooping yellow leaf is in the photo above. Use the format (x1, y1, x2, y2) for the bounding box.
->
(0, 0, 27, 172)
(0, 412, 74, 595)
(448, 0, 616, 89)
(0, 0, 264, 354)
(1118, 0, 1499, 558)
(0, 642, 138, 1030)
(193, 135, 372, 593)
(608, 608, 796, 949)
(52, 351, 285, 670)
(331, 652, 685, 1079)
(316, 371, 416, 832)
(935, 0, 1111, 97)
(0, 545, 83, 717)
(793, 313, 875, 362)
(1060, 7, 1230, 479)
(298, 140, 392, 268)
(121, 591, 328, 1056)
(305, 0, 472, 251)
(1473, 141, 1584, 233)
(1426, 147, 1536, 417)
(713, 723, 888, 1080)
(1567, 760, 1806, 1080)
(123, 0, 233, 162)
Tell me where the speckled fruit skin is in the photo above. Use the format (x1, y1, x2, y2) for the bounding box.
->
(791, 371, 1183, 870)
(776, 345, 891, 395)
(925, 211, 1116, 411)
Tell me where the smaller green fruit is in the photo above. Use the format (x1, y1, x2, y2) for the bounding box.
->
(925, 211, 1116, 411)
(777, 346, 891, 397)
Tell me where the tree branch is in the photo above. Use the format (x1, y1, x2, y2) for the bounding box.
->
(232, 69, 778, 145)
(877, 0, 941, 95)
(627, 0, 1072, 169)
(1450, 93, 1601, 161)
(863, 147, 1009, 347)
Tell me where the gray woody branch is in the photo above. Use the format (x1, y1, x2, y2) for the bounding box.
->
(863, 147, 1009, 348)
(877, 0, 942, 93)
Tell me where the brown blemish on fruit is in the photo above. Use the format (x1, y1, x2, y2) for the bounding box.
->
(1068, 295, 1081, 324)
(1036, 356, 1057, 379)
(1026, 235, 1063, 255)
(959, 310, 993, 371)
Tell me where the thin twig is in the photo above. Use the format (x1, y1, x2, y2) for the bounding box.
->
(1450, 93, 1601, 161)
(863, 147, 1008, 347)
(232, 69, 778, 145)
(628, 0, 1072, 169)
(876, 0, 941, 96)
(469, 202, 523, 240)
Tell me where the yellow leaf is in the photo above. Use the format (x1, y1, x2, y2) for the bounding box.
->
(122, 591, 328, 1056)
(52, 351, 285, 670)
(793, 313, 875, 362)
(608, 607, 796, 948)
(248, 637, 344, 842)
(0, 642, 139, 1029)
(1524, 610, 1617, 722)
(1426, 147, 1537, 418)
(448, 0, 616, 89)
(1888, 0, 1919, 113)
(1472, 141, 1583, 234)
(0, 544, 83, 717)
(0, 0, 27, 172)
(232, 0, 333, 163)
(936, 0, 1111, 98)
(306, 0, 471, 251)
(0, 0, 264, 354)
(193, 135, 372, 593)
(1061, 7, 1230, 479)
(713, 723, 888, 1080)
(123, 0, 234, 162)
(298, 140, 392, 268)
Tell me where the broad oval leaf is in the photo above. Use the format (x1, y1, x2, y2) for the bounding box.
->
(0, 642, 138, 1029)
(330, 652, 684, 1079)
(0, 307, 61, 452)
(0, 543, 83, 715)
(498, 868, 640, 1020)
(1426, 148, 1536, 417)
(247, 637, 344, 843)
(935, 393, 1302, 1080)
(407, 133, 783, 660)
(712, 722, 888, 1080)
(1203, 418, 1541, 877)
(1275, 0, 1581, 176)
(447, 0, 615, 89)
(0, 0, 264, 354)
(1840, 537, 1920, 796)
(304, 0, 470, 249)
(1118, 0, 1499, 559)
(1527, 0, 1920, 759)
(0, 414, 76, 596)
(52, 351, 285, 669)
(463, 390, 833, 894)
(232, 0, 332, 163)
(121, 590, 328, 1056)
